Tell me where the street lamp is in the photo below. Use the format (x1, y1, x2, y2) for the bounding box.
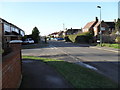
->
(97, 6, 102, 47)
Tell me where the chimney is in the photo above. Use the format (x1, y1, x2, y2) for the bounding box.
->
(95, 17, 98, 22)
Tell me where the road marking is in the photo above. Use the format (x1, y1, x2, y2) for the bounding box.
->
(75, 62, 98, 70)
(51, 45, 98, 71)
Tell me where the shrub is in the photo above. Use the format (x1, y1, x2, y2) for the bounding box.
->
(75, 35, 89, 43)
(75, 32, 93, 43)
(115, 36, 120, 43)
(65, 32, 93, 43)
(64, 36, 71, 42)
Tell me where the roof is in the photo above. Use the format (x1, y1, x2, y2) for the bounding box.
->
(94, 21, 101, 28)
(105, 22, 115, 28)
(83, 21, 96, 29)
(50, 32, 59, 35)
(58, 31, 64, 35)
(0, 18, 24, 32)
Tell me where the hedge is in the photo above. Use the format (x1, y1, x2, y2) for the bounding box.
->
(64, 32, 93, 43)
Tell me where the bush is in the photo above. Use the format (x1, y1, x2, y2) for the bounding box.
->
(115, 36, 120, 43)
(64, 36, 71, 42)
(66, 32, 93, 43)
(75, 35, 90, 43)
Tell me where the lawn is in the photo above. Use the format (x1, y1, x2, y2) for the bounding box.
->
(97, 43, 120, 49)
(22, 56, 118, 88)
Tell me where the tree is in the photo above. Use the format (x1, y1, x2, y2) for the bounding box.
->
(32, 27, 40, 43)
(115, 18, 120, 32)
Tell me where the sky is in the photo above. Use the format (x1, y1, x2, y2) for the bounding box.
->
(0, 0, 119, 36)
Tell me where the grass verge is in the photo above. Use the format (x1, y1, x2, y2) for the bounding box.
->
(97, 43, 120, 49)
(22, 56, 118, 88)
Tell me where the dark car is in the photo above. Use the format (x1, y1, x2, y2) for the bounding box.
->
(57, 38, 64, 41)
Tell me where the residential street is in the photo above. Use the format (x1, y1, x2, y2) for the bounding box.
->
(22, 40, 119, 84)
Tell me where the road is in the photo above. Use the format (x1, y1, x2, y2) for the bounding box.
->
(22, 40, 119, 84)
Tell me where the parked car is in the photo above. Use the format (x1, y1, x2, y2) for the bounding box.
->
(54, 38, 64, 41)
(57, 38, 64, 41)
(9, 40, 23, 43)
(23, 38, 34, 44)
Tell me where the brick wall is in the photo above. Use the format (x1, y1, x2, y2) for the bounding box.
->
(2, 43, 22, 88)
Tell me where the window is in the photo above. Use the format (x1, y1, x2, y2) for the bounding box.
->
(11, 26, 15, 32)
(14, 28, 19, 33)
(20, 30, 25, 37)
(11, 26, 19, 34)
(4, 23, 10, 32)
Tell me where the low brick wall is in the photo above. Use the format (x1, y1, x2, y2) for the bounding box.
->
(2, 43, 22, 88)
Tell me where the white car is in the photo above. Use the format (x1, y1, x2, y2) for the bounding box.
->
(23, 38, 34, 44)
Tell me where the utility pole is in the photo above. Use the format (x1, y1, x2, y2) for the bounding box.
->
(97, 6, 102, 47)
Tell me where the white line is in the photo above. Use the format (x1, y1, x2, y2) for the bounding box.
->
(52, 45, 98, 71)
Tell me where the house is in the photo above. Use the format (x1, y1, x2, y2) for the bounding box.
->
(93, 21, 109, 36)
(48, 32, 59, 38)
(57, 31, 64, 38)
(105, 21, 115, 34)
(65, 28, 82, 35)
(1, 18, 25, 88)
(82, 17, 98, 33)
(83, 17, 116, 36)
(0, 18, 25, 49)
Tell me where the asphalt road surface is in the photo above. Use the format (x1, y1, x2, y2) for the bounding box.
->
(22, 40, 119, 84)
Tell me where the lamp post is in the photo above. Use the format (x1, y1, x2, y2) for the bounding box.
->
(97, 6, 102, 47)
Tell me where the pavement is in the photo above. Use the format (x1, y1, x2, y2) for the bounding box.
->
(20, 59, 73, 88)
(89, 45, 120, 53)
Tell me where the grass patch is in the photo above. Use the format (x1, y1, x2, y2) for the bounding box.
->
(22, 56, 118, 88)
(97, 43, 120, 49)
(22, 56, 63, 62)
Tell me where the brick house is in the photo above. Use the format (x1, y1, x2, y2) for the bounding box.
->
(48, 32, 59, 38)
(82, 17, 116, 37)
(0, 18, 25, 89)
(105, 22, 115, 34)
(0, 18, 25, 49)
(82, 17, 98, 33)
(93, 21, 109, 36)
(57, 31, 64, 38)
